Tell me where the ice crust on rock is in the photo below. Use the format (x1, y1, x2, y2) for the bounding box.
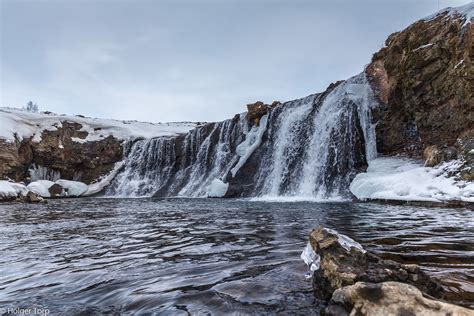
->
(300, 242, 320, 279)
(231, 114, 269, 177)
(207, 179, 229, 197)
(326, 228, 366, 253)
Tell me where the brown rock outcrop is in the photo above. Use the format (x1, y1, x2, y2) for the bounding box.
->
(246, 101, 270, 126)
(0, 121, 123, 184)
(308, 227, 444, 301)
(367, 10, 473, 158)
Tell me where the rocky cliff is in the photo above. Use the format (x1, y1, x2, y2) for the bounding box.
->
(367, 4, 473, 178)
(0, 125, 123, 184)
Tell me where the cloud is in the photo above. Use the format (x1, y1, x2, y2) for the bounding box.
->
(1, 0, 471, 122)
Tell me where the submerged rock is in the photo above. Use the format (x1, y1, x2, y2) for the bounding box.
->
(326, 281, 473, 316)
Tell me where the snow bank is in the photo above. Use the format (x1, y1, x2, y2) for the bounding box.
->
(350, 157, 474, 203)
(0, 181, 28, 199)
(55, 180, 88, 197)
(0, 107, 198, 143)
(231, 114, 268, 177)
(423, 2, 473, 27)
(27, 180, 54, 197)
(207, 179, 229, 197)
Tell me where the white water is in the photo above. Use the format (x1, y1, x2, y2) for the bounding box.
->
(256, 73, 378, 200)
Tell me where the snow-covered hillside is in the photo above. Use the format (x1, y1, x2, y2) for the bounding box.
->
(0, 107, 199, 143)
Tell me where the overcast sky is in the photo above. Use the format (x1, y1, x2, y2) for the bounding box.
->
(0, 0, 470, 122)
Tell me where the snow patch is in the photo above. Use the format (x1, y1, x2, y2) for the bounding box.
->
(423, 2, 473, 27)
(231, 114, 269, 177)
(412, 43, 433, 52)
(350, 157, 473, 203)
(207, 179, 229, 198)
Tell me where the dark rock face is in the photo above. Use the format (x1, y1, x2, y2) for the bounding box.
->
(48, 183, 63, 197)
(0, 121, 123, 184)
(367, 11, 473, 159)
(308, 227, 444, 301)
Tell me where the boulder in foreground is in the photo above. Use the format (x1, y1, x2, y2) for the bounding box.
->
(326, 281, 473, 316)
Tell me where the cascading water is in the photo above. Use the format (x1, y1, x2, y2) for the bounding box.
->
(254, 73, 378, 199)
(106, 72, 378, 199)
(107, 116, 248, 197)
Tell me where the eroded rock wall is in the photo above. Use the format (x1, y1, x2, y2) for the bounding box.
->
(0, 121, 123, 184)
(367, 11, 473, 159)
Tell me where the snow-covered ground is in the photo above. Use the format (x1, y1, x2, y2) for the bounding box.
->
(0, 107, 199, 143)
(350, 157, 473, 203)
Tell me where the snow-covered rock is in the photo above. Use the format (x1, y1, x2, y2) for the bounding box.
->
(55, 180, 88, 197)
(0, 181, 28, 199)
(0, 107, 198, 143)
(27, 180, 55, 198)
(350, 157, 474, 203)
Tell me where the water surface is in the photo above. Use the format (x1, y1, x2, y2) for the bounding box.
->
(0, 199, 472, 314)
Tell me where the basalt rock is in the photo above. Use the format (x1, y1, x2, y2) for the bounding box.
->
(308, 227, 444, 302)
(367, 9, 473, 159)
(325, 281, 473, 316)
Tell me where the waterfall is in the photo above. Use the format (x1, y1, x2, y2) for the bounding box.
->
(106, 72, 378, 199)
(106, 115, 247, 197)
(254, 73, 378, 199)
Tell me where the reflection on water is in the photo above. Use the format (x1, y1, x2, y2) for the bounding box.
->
(0, 198, 472, 314)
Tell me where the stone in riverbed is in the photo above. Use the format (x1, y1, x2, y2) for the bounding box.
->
(25, 191, 46, 203)
(307, 227, 444, 301)
(325, 281, 473, 316)
(48, 183, 63, 197)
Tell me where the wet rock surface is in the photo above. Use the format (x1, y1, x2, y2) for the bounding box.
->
(306, 227, 474, 314)
(326, 281, 474, 316)
(308, 227, 444, 302)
